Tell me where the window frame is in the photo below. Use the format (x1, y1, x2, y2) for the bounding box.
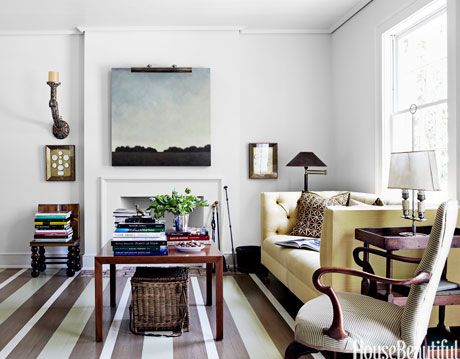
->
(380, 2, 448, 202)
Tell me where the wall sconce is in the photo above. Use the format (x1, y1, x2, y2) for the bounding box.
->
(47, 71, 69, 139)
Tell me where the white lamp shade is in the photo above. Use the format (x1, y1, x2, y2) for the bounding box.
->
(388, 150, 441, 191)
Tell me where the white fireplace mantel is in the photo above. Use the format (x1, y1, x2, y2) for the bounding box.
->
(99, 174, 224, 250)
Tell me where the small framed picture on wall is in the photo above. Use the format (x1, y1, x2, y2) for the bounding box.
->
(45, 145, 75, 181)
(249, 143, 278, 179)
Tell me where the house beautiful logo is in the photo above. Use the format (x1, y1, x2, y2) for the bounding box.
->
(352, 339, 459, 359)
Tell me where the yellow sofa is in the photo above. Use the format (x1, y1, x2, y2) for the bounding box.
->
(261, 191, 460, 326)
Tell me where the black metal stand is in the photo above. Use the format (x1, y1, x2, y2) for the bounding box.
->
(31, 243, 81, 278)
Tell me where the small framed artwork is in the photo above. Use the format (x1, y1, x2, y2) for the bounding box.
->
(249, 143, 278, 179)
(45, 145, 75, 181)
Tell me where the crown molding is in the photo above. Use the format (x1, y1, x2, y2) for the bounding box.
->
(239, 28, 329, 35)
(0, 29, 80, 36)
(76, 26, 244, 33)
(329, 0, 374, 33)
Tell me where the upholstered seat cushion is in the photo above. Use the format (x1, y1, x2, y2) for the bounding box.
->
(295, 292, 403, 353)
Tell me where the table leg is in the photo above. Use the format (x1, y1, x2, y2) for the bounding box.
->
(95, 259, 103, 342)
(386, 250, 393, 301)
(110, 263, 116, 308)
(206, 263, 212, 306)
(215, 257, 223, 340)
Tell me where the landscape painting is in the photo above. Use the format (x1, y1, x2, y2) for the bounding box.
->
(111, 68, 211, 166)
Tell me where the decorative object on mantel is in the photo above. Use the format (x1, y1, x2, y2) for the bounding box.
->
(147, 188, 208, 232)
(286, 152, 327, 191)
(111, 66, 210, 166)
(45, 145, 75, 181)
(388, 150, 440, 236)
(248, 143, 278, 179)
(47, 71, 69, 139)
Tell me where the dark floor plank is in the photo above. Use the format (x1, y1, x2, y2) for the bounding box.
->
(111, 289, 144, 359)
(173, 277, 208, 359)
(7, 274, 92, 359)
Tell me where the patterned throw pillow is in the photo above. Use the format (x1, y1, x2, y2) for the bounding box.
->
(290, 192, 350, 238)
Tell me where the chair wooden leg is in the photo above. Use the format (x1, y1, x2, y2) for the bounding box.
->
(285, 341, 317, 359)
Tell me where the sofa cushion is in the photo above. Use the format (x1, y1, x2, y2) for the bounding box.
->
(290, 192, 350, 238)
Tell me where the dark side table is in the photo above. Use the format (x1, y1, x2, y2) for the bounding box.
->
(354, 226, 460, 334)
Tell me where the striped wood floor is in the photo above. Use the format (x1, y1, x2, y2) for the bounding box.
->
(0, 268, 321, 359)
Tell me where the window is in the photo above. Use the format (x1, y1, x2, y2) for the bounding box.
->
(382, 0, 448, 199)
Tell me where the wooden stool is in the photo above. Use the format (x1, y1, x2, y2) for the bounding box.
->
(30, 203, 81, 277)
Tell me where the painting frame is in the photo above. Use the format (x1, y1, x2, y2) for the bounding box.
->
(249, 143, 278, 179)
(111, 68, 211, 167)
(45, 145, 75, 181)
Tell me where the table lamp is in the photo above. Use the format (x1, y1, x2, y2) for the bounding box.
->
(286, 152, 327, 191)
(388, 150, 441, 236)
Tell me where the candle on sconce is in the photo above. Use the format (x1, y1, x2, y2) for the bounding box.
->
(48, 71, 59, 83)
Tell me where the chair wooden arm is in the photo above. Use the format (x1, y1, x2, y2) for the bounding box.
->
(312, 267, 431, 340)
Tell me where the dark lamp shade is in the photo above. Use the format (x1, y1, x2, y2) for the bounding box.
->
(286, 152, 326, 167)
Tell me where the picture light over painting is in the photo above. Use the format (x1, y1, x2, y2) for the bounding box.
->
(131, 64, 192, 73)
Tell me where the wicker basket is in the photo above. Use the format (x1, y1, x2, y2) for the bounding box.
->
(130, 267, 189, 335)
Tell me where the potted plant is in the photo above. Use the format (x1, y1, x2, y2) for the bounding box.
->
(147, 187, 208, 232)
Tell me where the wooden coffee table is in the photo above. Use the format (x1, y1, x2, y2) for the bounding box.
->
(94, 243, 224, 342)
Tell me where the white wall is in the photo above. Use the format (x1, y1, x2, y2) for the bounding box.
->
(331, 0, 457, 196)
(240, 34, 333, 245)
(0, 34, 83, 265)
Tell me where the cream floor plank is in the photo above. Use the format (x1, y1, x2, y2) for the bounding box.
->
(37, 278, 110, 359)
(190, 276, 219, 359)
(142, 336, 173, 359)
(0, 268, 59, 326)
(0, 274, 79, 358)
(99, 278, 132, 359)
(224, 276, 282, 359)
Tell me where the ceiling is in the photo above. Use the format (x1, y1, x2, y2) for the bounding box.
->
(0, 0, 371, 33)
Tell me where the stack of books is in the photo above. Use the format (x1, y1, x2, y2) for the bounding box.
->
(111, 217, 167, 256)
(34, 211, 73, 242)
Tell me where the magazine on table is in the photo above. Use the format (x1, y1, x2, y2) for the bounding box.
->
(275, 237, 320, 252)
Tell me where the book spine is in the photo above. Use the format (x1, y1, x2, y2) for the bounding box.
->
(113, 250, 168, 256)
(167, 235, 210, 241)
(111, 240, 167, 246)
(35, 216, 70, 220)
(34, 221, 70, 226)
(112, 246, 165, 251)
(35, 231, 73, 235)
(34, 225, 71, 230)
(116, 223, 165, 229)
(112, 232, 165, 238)
(34, 235, 72, 239)
(33, 238, 72, 242)
(115, 228, 165, 233)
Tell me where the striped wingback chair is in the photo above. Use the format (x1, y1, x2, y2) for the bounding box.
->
(286, 200, 458, 359)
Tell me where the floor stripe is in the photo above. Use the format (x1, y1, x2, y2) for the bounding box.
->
(190, 276, 219, 359)
(99, 278, 132, 359)
(224, 276, 282, 359)
(249, 274, 326, 359)
(37, 278, 109, 359)
(143, 336, 173, 359)
(0, 273, 78, 357)
(0, 269, 27, 291)
(0, 269, 59, 328)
